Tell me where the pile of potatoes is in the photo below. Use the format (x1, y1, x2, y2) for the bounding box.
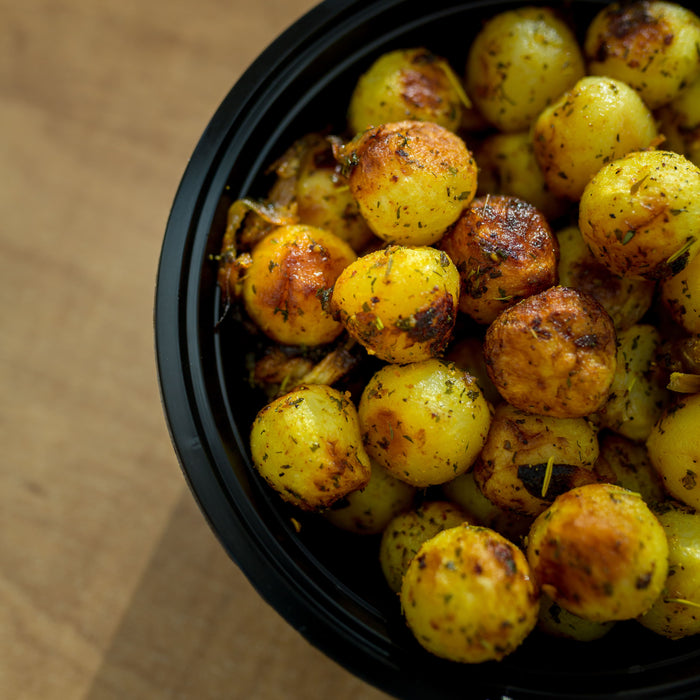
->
(218, 1, 700, 664)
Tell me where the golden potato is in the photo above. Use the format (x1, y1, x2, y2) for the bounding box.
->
(599, 324, 669, 442)
(438, 195, 559, 325)
(330, 245, 460, 363)
(594, 432, 667, 507)
(249, 384, 371, 511)
(465, 6, 585, 132)
(347, 48, 469, 134)
(379, 500, 472, 593)
(443, 335, 500, 405)
(323, 460, 416, 534)
(401, 524, 539, 662)
(484, 286, 618, 418)
(556, 225, 656, 330)
(579, 149, 700, 281)
(538, 593, 615, 642)
(474, 131, 570, 222)
(242, 224, 356, 346)
(526, 483, 669, 621)
(336, 120, 477, 245)
(647, 392, 700, 510)
(358, 359, 491, 487)
(661, 245, 700, 333)
(532, 76, 658, 200)
(585, 1, 700, 110)
(473, 402, 600, 518)
(638, 505, 700, 639)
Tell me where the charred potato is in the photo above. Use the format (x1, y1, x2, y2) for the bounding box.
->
(401, 524, 539, 662)
(533, 76, 658, 201)
(330, 245, 460, 363)
(358, 359, 491, 487)
(439, 195, 559, 325)
(484, 286, 618, 418)
(526, 483, 669, 621)
(336, 120, 477, 245)
(579, 149, 700, 281)
(585, 1, 700, 110)
(250, 384, 371, 510)
(465, 6, 585, 132)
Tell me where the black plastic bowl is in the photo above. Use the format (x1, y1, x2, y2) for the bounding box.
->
(155, 1, 700, 697)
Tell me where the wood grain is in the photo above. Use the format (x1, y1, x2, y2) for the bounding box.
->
(0, 0, 389, 697)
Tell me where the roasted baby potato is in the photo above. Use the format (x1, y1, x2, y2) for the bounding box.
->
(484, 286, 618, 418)
(330, 245, 460, 363)
(647, 392, 700, 510)
(538, 593, 615, 641)
(401, 524, 539, 662)
(473, 402, 600, 517)
(661, 244, 700, 333)
(533, 76, 658, 200)
(465, 6, 585, 132)
(439, 195, 559, 325)
(443, 335, 501, 405)
(336, 120, 477, 245)
(526, 483, 669, 621)
(347, 48, 469, 134)
(242, 224, 356, 346)
(638, 505, 700, 639)
(358, 359, 491, 487)
(585, 1, 700, 110)
(379, 500, 472, 593)
(556, 225, 656, 330)
(578, 149, 700, 281)
(250, 384, 371, 510)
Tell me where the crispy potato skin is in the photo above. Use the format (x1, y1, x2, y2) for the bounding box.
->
(439, 195, 559, 324)
(338, 120, 477, 245)
(242, 224, 356, 346)
(249, 384, 371, 511)
(401, 524, 539, 662)
(585, 1, 700, 109)
(526, 483, 669, 621)
(578, 150, 700, 281)
(484, 286, 617, 418)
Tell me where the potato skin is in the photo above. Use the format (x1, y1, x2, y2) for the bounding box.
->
(348, 48, 467, 134)
(401, 524, 539, 662)
(358, 359, 491, 487)
(330, 245, 460, 363)
(526, 483, 669, 621)
(533, 76, 658, 201)
(249, 384, 371, 511)
(538, 593, 615, 641)
(484, 286, 618, 418)
(578, 149, 700, 281)
(338, 120, 477, 245)
(473, 402, 600, 517)
(242, 224, 356, 346)
(439, 195, 559, 325)
(661, 244, 700, 333)
(646, 393, 700, 510)
(585, 1, 700, 110)
(379, 500, 472, 593)
(465, 6, 585, 132)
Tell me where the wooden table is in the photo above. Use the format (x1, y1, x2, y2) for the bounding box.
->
(1, 1, 389, 697)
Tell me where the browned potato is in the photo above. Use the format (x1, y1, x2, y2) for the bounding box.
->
(347, 48, 469, 134)
(578, 149, 700, 281)
(556, 225, 656, 330)
(330, 245, 460, 364)
(249, 384, 371, 511)
(533, 76, 658, 201)
(473, 402, 600, 518)
(439, 195, 559, 325)
(465, 6, 585, 132)
(526, 483, 669, 621)
(401, 524, 539, 662)
(336, 120, 477, 245)
(585, 1, 700, 110)
(484, 286, 618, 418)
(242, 224, 356, 346)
